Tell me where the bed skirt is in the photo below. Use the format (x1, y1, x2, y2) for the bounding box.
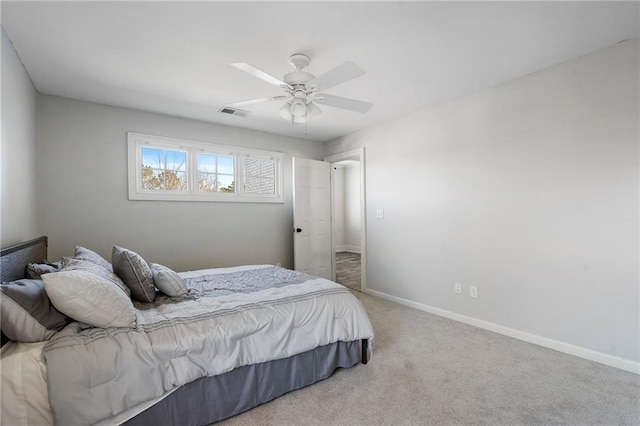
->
(124, 340, 361, 426)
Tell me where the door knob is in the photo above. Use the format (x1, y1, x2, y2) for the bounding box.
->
(295, 228, 302, 233)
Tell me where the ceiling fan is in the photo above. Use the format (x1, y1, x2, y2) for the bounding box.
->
(225, 54, 373, 124)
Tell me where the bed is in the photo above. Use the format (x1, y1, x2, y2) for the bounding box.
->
(0, 236, 373, 425)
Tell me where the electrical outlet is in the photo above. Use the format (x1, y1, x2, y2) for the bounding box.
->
(454, 283, 462, 294)
(470, 285, 479, 299)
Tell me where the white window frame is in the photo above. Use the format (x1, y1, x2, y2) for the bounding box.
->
(128, 132, 284, 203)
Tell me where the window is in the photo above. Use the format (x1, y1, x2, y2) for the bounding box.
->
(244, 158, 276, 195)
(141, 147, 187, 191)
(197, 153, 234, 193)
(128, 132, 284, 203)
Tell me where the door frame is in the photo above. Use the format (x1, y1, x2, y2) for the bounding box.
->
(324, 148, 366, 292)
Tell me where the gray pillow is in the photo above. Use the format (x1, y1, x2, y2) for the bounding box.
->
(62, 257, 131, 297)
(75, 246, 113, 272)
(25, 260, 62, 279)
(112, 246, 156, 303)
(42, 270, 136, 328)
(0, 279, 70, 342)
(150, 263, 187, 297)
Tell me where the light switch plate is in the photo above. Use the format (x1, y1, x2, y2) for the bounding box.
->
(470, 285, 479, 299)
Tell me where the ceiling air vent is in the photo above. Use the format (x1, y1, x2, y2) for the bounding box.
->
(218, 107, 250, 118)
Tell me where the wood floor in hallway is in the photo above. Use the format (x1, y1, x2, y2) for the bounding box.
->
(335, 251, 361, 291)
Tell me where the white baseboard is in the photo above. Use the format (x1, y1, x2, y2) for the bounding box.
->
(336, 245, 360, 254)
(365, 288, 639, 375)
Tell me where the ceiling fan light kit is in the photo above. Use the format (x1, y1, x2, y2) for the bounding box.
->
(290, 98, 307, 117)
(226, 53, 373, 125)
(279, 99, 322, 124)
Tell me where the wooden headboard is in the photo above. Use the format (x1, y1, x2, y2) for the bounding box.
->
(0, 236, 48, 282)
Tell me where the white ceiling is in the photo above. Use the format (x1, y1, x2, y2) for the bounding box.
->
(2, 1, 638, 142)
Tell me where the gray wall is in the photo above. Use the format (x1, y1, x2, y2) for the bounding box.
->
(334, 164, 361, 253)
(325, 40, 639, 364)
(1, 28, 39, 247)
(333, 166, 345, 250)
(37, 96, 324, 271)
(343, 164, 361, 252)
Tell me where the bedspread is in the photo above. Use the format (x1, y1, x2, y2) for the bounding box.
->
(43, 265, 374, 426)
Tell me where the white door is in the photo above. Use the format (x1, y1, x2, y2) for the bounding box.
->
(293, 158, 332, 279)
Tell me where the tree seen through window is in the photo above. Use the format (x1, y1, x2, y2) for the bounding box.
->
(198, 153, 235, 193)
(141, 147, 187, 190)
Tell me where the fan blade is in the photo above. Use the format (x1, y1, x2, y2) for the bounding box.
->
(314, 93, 372, 114)
(230, 63, 291, 89)
(225, 95, 289, 108)
(309, 61, 365, 91)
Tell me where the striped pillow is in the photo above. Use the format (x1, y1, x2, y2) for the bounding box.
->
(150, 263, 187, 297)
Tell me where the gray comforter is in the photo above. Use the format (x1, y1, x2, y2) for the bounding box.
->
(43, 265, 374, 426)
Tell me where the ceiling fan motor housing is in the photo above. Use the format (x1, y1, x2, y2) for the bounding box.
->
(283, 71, 315, 85)
(288, 53, 310, 69)
(284, 53, 315, 85)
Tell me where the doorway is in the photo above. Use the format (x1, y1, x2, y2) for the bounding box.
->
(325, 148, 366, 292)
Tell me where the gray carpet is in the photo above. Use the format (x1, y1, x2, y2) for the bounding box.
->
(220, 291, 640, 425)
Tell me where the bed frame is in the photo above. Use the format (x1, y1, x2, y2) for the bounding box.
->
(0, 235, 48, 282)
(1, 236, 369, 425)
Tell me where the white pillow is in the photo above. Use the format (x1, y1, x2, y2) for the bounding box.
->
(42, 270, 136, 328)
(74, 246, 113, 272)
